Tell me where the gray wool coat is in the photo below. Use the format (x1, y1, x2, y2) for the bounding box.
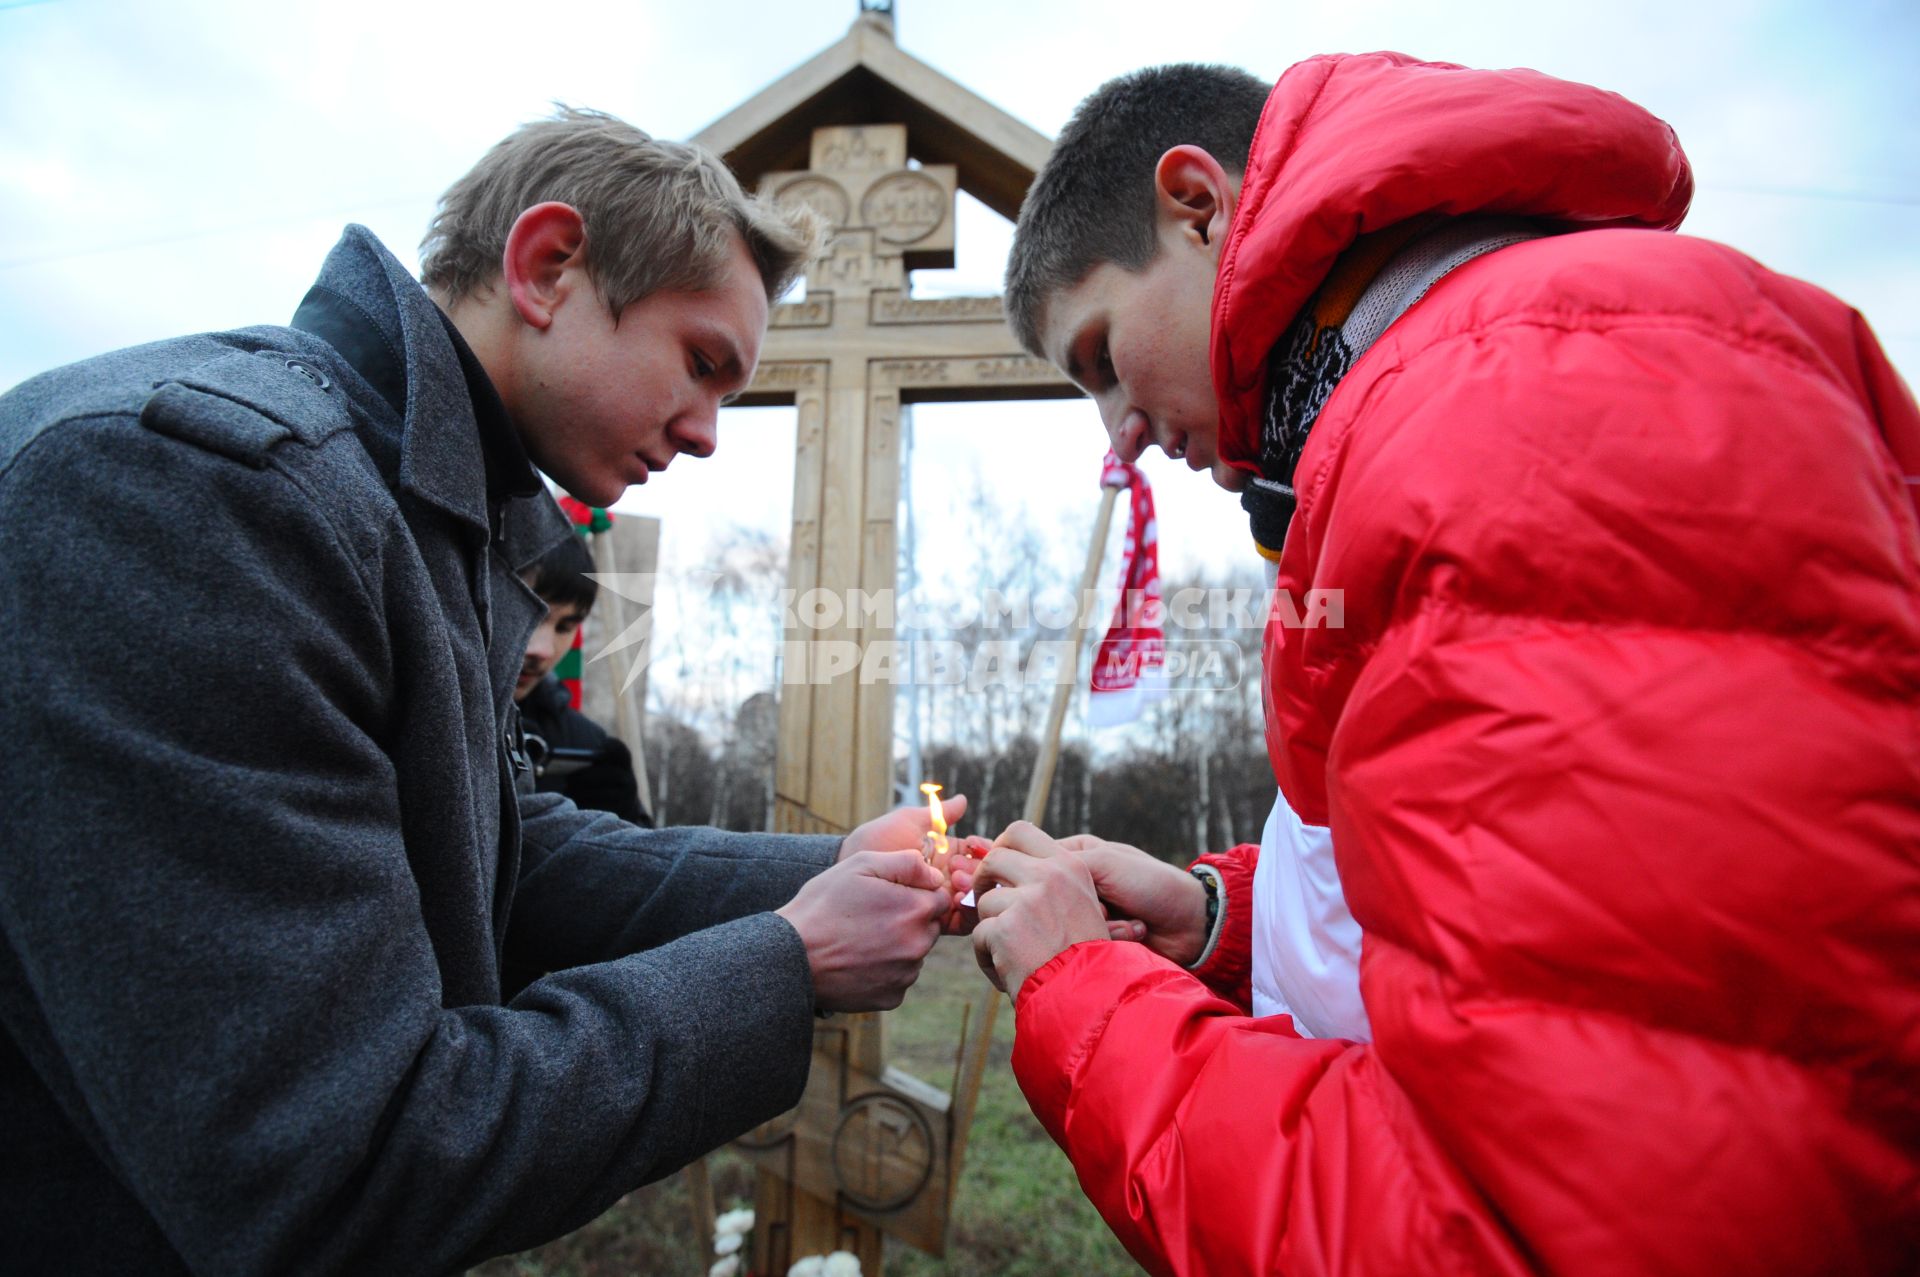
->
(0, 226, 840, 1275)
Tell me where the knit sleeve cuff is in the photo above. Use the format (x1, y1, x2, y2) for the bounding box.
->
(1185, 844, 1259, 1011)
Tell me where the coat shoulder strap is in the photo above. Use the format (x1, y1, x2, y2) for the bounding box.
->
(140, 347, 353, 467)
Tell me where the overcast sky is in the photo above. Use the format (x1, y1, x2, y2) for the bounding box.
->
(4, 0, 1914, 617)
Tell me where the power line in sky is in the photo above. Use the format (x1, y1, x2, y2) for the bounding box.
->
(1704, 182, 1920, 208)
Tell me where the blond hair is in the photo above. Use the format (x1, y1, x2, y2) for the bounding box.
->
(421, 106, 821, 313)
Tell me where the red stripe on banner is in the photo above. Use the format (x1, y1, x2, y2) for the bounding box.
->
(1089, 451, 1165, 726)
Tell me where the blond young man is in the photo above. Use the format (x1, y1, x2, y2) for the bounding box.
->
(0, 109, 965, 1274)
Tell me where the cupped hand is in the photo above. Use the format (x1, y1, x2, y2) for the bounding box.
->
(777, 850, 948, 1012)
(1054, 833, 1210, 966)
(968, 821, 1111, 999)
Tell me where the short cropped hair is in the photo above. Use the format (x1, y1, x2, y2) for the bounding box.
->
(1005, 65, 1271, 355)
(524, 535, 599, 617)
(421, 106, 822, 315)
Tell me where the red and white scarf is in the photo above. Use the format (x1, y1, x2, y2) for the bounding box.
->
(1089, 451, 1166, 727)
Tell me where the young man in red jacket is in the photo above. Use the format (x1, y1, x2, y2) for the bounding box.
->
(970, 55, 1920, 1276)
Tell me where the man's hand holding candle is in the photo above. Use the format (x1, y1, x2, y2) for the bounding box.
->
(841, 790, 968, 863)
(777, 850, 951, 1012)
(837, 788, 982, 935)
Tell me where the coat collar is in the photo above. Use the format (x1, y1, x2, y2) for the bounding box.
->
(293, 225, 544, 535)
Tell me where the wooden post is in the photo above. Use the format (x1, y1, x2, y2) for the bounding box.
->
(944, 977, 999, 1193)
(1023, 483, 1122, 826)
(936, 480, 1124, 1225)
(582, 516, 660, 817)
(686, 1156, 716, 1261)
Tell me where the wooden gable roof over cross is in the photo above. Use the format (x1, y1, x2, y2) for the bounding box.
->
(694, 8, 1051, 225)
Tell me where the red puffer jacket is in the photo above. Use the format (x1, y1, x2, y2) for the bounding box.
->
(1012, 52, 1920, 1275)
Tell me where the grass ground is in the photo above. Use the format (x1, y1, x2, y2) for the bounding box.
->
(472, 937, 1141, 1276)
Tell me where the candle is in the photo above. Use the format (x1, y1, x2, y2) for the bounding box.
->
(919, 781, 949, 866)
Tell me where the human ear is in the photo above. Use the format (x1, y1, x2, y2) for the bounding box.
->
(1153, 145, 1235, 256)
(501, 202, 588, 332)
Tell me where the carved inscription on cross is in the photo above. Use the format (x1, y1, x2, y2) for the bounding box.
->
(730, 122, 1076, 1274)
(766, 121, 957, 284)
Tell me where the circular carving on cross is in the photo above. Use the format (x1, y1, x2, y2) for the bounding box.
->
(736, 1104, 802, 1149)
(774, 176, 851, 231)
(830, 1093, 934, 1211)
(861, 171, 947, 245)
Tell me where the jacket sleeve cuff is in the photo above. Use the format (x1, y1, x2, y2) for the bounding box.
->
(1185, 844, 1259, 1011)
(1012, 940, 1232, 1147)
(1013, 941, 1156, 1142)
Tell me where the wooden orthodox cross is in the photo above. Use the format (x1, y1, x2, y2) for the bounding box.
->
(745, 120, 1076, 837)
(696, 14, 1079, 1272)
(734, 117, 1073, 1277)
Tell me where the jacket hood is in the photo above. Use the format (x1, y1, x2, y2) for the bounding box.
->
(1212, 52, 1694, 467)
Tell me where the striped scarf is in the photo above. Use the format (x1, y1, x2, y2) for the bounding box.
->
(1242, 216, 1546, 559)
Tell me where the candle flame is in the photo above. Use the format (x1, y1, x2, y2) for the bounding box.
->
(919, 780, 949, 866)
(920, 782, 947, 836)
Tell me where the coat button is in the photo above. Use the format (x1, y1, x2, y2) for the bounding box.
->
(285, 359, 331, 390)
